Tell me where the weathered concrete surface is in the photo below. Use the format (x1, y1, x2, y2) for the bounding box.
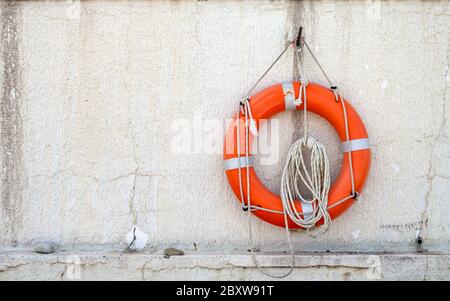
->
(0, 0, 23, 247)
(0, 0, 449, 280)
(1, 252, 449, 281)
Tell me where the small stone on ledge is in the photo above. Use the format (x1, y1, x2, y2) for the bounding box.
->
(164, 247, 184, 257)
(34, 242, 56, 254)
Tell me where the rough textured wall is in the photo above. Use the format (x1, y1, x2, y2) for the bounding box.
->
(0, 0, 449, 255)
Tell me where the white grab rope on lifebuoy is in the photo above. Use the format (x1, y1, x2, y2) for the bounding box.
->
(233, 33, 361, 279)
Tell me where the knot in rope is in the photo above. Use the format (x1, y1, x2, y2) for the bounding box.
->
(241, 97, 258, 136)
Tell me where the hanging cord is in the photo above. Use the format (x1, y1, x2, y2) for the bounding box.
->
(246, 43, 292, 98)
(301, 39, 340, 101)
(301, 37, 356, 195)
(239, 97, 295, 278)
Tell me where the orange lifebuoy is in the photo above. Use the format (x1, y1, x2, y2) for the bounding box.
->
(224, 82, 371, 229)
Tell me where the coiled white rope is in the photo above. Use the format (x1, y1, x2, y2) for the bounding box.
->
(280, 80, 332, 238)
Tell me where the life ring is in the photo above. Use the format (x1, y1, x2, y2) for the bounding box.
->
(223, 82, 371, 229)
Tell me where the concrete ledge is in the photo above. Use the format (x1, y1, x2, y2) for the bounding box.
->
(1, 252, 449, 280)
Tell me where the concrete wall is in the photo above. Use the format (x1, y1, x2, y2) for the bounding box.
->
(0, 0, 449, 280)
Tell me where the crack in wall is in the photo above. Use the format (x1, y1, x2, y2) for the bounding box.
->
(140, 261, 372, 281)
(287, 0, 303, 141)
(0, 0, 23, 246)
(417, 38, 450, 241)
(123, 4, 140, 228)
(128, 166, 138, 225)
(287, 0, 303, 82)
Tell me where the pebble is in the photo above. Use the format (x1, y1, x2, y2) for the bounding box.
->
(164, 247, 184, 257)
(34, 242, 56, 254)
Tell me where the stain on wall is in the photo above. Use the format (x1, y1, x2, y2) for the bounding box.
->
(0, 1, 23, 245)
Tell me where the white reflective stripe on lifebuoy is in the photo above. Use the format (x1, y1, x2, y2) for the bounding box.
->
(282, 83, 297, 110)
(301, 201, 313, 220)
(342, 138, 370, 152)
(224, 156, 254, 171)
